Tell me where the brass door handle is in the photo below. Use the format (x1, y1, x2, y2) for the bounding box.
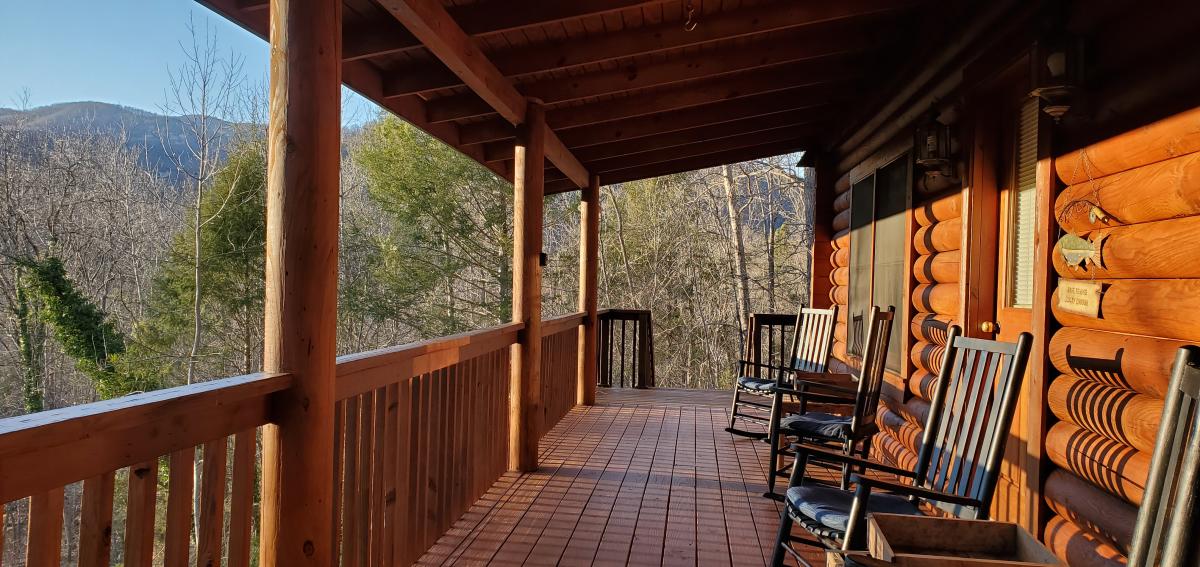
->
(980, 321, 999, 333)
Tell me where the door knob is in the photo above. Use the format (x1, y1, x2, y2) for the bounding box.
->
(980, 321, 999, 333)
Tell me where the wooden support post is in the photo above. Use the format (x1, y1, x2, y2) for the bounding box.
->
(810, 153, 836, 308)
(511, 99, 546, 472)
(260, 0, 341, 564)
(577, 174, 600, 406)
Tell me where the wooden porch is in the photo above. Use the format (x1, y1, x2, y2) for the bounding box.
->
(416, 388, 817, 567)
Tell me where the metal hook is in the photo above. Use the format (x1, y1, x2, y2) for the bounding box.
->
(684, 2, 697, 31)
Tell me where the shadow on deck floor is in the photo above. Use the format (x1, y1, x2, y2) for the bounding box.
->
(417, 388, 820, 566)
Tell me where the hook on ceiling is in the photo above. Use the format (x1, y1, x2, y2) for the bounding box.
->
(684, 1, 698, 31)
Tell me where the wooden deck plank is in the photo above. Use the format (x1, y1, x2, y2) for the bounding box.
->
(417, 388, 818, 566)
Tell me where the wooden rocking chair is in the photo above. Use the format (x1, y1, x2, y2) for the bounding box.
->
(770, 326, 1033, 566)
(764, 306, 894, 497)
(1128, 346, 1200, 567)
(726, 306, 838, 439)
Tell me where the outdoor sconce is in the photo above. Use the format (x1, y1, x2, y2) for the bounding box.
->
(915, 109, 953, 173)
(1030, 37, 1084, 122)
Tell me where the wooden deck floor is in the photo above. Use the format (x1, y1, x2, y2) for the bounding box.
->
(417, 388, 820, 566)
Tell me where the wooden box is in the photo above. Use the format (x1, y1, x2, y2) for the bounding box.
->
(859, 514, 1059, 566)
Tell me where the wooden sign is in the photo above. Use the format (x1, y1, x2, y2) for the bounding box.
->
(1058, 279, 1103, 318)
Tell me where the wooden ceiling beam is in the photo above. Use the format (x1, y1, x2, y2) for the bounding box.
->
(242, 0, 662, 57)
(544, 138, 813, 194)
(459, 63, 863, 146)
(482, 87, 845, 161)
(378, 0, 588, 188)
(417, 24, 891, 122)
(567, 113, 829, 165)
(545, 129, 817, 182)
(484, 108, 828, 164)
(385, 0, 917, 96)
(195, 0, 509, 184)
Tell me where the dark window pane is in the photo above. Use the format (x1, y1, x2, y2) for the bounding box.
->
(873, 157, 909, 372)
(848, 176, 875, 358)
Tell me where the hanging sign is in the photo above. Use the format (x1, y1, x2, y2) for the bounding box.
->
(1058, 233, 1107, 270)
(1058, 279, 1103, 318)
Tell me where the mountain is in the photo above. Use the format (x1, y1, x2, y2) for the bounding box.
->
(0, 101, 240, 182)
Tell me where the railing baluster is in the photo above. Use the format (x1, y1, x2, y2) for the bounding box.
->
(123, 460, 157, 567)
(228, 430, 256, 567)
(198, 436, 228, 567)
(165, 447, 195, 567)
(79, 471, 115, 567)
(27, 487, 64, 567)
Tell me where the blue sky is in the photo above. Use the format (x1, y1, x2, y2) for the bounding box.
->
(0, 0, 379, 125)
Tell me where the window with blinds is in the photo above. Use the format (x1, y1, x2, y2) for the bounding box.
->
(1008, 97, 1039, 308)
(873, 158, 909, 372)
(848, 175, 875, 358)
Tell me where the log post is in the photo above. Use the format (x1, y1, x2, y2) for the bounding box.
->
(577, 174, 600, 406)
(260, 0, 340, 564)
(511, 99, 546, 472)
(809, 153, 835, 308)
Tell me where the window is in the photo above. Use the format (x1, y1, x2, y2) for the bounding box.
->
(847, 176, 875, 358)
(873, 158, 909, 372)
(1008, 98, 1039, 308)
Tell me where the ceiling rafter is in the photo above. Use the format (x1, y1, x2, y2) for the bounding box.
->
(376, 0, 588, 188)
(414, 23, 892, 123)
(384, 0, 917, 96)
(242, 0, 664, 58)
(459, 63, 864, 146)
(544, 138, 813, 194)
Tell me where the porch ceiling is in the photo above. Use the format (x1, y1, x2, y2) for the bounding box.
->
(198, 0, 967, 192)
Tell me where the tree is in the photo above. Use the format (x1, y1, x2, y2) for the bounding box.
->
(160, 14, 245, 385)
(353, 117, 514, 338)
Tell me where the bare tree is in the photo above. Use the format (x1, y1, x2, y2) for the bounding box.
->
(159, 14, 245, 385)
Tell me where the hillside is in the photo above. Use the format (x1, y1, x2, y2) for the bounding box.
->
(0, 101, 239, 182)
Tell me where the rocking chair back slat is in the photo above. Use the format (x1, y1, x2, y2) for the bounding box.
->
(1129, 346, 1200, 567)
(789, 307, 838, 376)
(914, 329, 1031, 518)
(850, 307, 895, 435)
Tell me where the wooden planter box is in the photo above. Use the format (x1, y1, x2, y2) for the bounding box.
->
(837, 514, 1059, 566)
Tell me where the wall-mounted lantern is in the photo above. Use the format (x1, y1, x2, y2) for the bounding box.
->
(915, 109, 952, 173)
(1030, 37, 1084, 122)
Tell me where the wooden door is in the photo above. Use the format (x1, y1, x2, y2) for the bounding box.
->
(961, 57, 1041, 529)
(983, 94, 1041, 528)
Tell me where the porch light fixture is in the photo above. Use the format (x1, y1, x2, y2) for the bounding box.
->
(1030, 37, 1084, 122)
(914, 109, 952, 173)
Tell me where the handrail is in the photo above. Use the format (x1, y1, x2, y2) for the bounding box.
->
(541, 311, 585, 337)
(0, 371, 291, 504)
(335, 322, 524, 400)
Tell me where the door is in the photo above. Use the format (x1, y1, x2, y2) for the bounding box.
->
(987, 95, 1040, 526)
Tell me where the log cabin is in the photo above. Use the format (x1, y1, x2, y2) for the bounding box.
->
(2, 0, 1199, 565)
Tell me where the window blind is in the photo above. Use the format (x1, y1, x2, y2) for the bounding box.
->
(1009, 97, 1039, 308)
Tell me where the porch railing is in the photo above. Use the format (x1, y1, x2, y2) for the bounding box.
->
(0, 313, 585, 566)
(596, 308, 655, 389)
(746, 312, 797, 378)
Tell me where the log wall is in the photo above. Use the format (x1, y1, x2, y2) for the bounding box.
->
(828, 173, 853, 372)
(875, 187, 963, 471)
(1046, 106, 1200, 565)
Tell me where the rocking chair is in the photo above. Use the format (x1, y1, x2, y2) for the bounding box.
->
(770, 326, 1033, 566)
(726, 306, 838, 439)
(1129, 346, 1200, 567)
(764, 306, 894, 497)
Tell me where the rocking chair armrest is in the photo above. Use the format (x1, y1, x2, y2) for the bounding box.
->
(792, 379, 857, 396)
(850, 476, 983, 508)
(788, 371, 856, 383)
(737, 359, 788, 373)
(788, 443, 917, 479)
(772, 388, 855, 406)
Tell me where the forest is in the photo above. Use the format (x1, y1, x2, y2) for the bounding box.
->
(0, 27, 812, 563)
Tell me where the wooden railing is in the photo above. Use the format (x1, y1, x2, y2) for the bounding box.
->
(746, 312, 797, 378)
(0, 314, 587, 566)
(597, 309, 655, 389)
(0, 371, 292, 566)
